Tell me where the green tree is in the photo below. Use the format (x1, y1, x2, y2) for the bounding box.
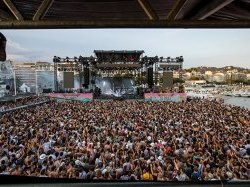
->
(173, 78, 185, 84)
(189, 76, 201, 80)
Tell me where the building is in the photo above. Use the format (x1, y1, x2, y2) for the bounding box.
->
(205, 71, 213, 76)
(229, 72, 247, 81)
(36, 62, 54, 92)
(12, 62, 36, 93)
(185, 80, 206, 85)
(204, 71, 213, 82)
(247, 74, 250, 80)
(36, 61, 54, 71)
(225, 71, 247, 83)
(213, 73, 225, 83)
(173, 71, 180, 78)
(12, 62, 54, 93)
(182, 72, 191, 80)
(236, 73, 247, 81)
(0, 60, 14, 97)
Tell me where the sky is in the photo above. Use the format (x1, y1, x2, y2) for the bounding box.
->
(1, 29, 250, 69)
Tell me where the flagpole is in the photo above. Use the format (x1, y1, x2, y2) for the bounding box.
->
(36, 70, 38, 95)
(13, 70, 16, 96)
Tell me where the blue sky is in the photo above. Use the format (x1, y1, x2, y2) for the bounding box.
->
(1, 29, 250, 69)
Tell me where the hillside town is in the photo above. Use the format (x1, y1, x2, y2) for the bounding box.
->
(174, 66, 250, 85)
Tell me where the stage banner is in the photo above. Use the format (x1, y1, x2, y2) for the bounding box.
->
(48, 93, 93, 102)
(144, 93, 187, 102)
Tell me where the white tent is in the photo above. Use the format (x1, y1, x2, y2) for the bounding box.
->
(20, 83, 30, 93)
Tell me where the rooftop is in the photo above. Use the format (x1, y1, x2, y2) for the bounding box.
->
(0, 0, 249, 29)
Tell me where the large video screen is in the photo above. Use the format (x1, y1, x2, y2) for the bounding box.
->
(95, 76, 136, 96)
(63, 72, 74, 88)
(0, 60, 14, 96)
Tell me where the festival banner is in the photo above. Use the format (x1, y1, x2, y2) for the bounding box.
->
(144, 93, 187, 102)
(48, 93, 93, 102)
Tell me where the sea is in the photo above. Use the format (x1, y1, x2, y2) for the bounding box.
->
(222, 96, 250, 110)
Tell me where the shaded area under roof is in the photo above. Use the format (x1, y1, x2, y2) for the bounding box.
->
(0, 0, 250, 28)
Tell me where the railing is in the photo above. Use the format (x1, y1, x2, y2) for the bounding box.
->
(0, 99, 51, 114)
(0, 175, 249, 187)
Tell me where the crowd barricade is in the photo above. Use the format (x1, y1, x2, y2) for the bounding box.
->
(0, 99, 51, 114)
(144, 93, 187, 102)
(47, 93, 93, 102)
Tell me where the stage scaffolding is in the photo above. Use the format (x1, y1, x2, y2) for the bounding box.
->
(53, 51, 183, 92)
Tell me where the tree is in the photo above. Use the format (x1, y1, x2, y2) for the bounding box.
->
(242, 80, 250, 85)
(189, 76, 201, 80)
(186, 68, 197, 72)
(173, 78, 185, 84)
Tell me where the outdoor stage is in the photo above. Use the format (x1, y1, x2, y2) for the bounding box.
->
(52, 50, 184, 102)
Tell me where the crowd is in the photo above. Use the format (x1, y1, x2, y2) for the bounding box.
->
(0, 96, 50, 112)
(0, 99, 249, 181)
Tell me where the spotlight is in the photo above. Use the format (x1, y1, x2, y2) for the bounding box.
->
(160, 57, 163, 62)
(53, 56, 57, 62)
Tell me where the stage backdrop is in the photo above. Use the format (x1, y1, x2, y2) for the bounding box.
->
(48, 93, 93, 102)
(144, 93, 187, 102)
(95, 77, 136, 96)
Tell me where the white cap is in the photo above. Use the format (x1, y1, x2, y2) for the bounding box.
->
(60, 162, 65, 167)
(102, 169, 107, 175)
(75, 160, 82, 166)
(158, 156, 163, 161)
(150, 143, 155, 147)
(226, 172, 233, 179)
(39, 154, 47, 160)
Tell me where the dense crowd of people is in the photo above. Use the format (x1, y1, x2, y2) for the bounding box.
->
(0, 96, 50, 112)
(0, 99, 249, 181)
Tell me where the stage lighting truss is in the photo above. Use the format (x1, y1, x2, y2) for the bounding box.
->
(54, 56, 89, 72)
(54, 55, 183, 71)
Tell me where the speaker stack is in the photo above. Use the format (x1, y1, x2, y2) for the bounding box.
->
(162, 71, 173, 89)
(147, 67, 154, 89)
(0, 32, 7, 61)
(83, 67, 90, 89)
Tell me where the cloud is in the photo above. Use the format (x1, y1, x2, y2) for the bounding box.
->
(7, 39, 28, 52)
(6, 38, 51, 62)
(2, 29, 250, 68)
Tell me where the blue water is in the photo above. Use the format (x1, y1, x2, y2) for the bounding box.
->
(222, 96, 250, 110)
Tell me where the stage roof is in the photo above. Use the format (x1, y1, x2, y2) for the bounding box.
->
(0, 0, 250, 29)
(95, 63, 141, 70)
(94, 50, 144, 63)
(94, 50, 144, 54)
